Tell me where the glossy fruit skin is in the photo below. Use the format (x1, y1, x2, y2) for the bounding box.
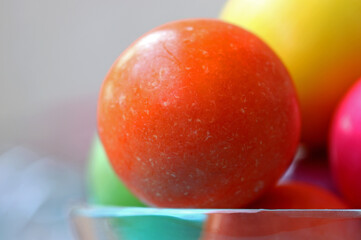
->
(221, 0, 361, 148)
(97, 19, 300, 208)
(87, 136, 145, 207)
(330, 78, 361, 208)
(202, 182, 351, 240)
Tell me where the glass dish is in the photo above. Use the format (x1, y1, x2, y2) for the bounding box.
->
(71, 206, 361, 240)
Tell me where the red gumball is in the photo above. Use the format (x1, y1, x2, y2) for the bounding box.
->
(97, 19, 300, 208)
(249, 182, 348, 209)
(202, 182, 353, 240)
(330, 78, 361, 208)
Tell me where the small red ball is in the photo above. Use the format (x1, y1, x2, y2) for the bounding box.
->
(202, 182, 351, 240)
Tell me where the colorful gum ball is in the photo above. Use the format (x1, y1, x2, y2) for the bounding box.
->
(330, 77, 361, 208)
(202, 182, 356, 240)
(221, 0, 361, 148)
(97, 19, 301, 208)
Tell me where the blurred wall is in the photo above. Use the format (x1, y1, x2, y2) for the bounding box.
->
(0, 0, 225, 162)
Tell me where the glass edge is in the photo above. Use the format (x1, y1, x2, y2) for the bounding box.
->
(69, 205, 361, 219)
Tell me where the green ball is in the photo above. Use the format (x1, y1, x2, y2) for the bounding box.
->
(87, 136, 146, 207)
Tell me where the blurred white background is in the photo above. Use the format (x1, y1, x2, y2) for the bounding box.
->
(0, 1, 225, 239)
(0, 0, 225, 161)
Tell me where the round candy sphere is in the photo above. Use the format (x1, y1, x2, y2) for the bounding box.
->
(221, 0, 361, 148)
(330, 78, 361, 208)
(97, 19, 300, 208)
(87, 136, 145, 207)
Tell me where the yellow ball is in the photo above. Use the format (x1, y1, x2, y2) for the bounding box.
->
(221, 0, 361, 148)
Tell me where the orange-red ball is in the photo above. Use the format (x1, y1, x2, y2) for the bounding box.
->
(97, 19, 300, 208)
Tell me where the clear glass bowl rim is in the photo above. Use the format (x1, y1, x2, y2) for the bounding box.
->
(71, 205, 361, 219)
